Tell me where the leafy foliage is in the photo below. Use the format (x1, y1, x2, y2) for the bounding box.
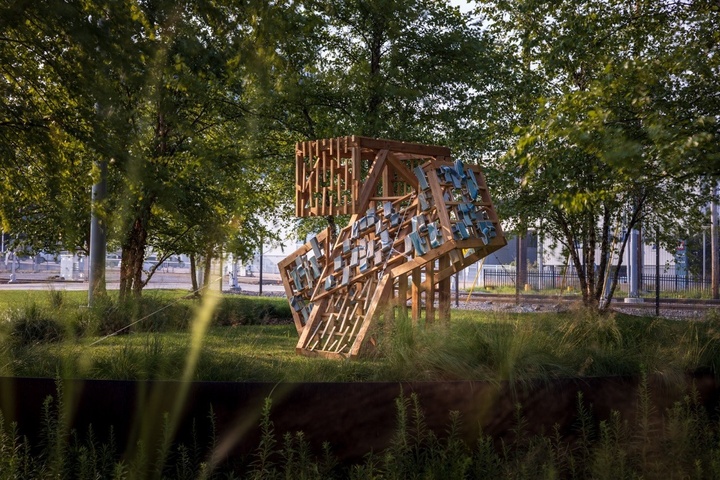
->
(476, 0, 716, 308)
(2, 0, 717, 306)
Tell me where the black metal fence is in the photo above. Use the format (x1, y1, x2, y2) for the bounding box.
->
(481, 268, 713, 298)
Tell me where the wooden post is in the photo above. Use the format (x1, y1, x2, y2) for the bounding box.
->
(385, 277, 396, 323)
(439, 255, 451, 323)
(425, 262, 435, 324)
(398, 272, 408, 319)
(411, 267, 422, 325)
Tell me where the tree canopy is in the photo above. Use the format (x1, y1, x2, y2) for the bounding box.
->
(477, 0, 716, 307)
(1, 0, 716, 303)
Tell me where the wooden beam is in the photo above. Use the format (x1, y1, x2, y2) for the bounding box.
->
(382, 162, 392, 197)
(296, 297, 329, 353)
(386, 153, 419, 190)
(348, 275, 392, 358)
(356, 149, 389, 214)
(352, 136, 452, 157)
(426, 167, 454, 242)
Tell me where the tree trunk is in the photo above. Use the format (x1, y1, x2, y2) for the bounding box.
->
(118, 202, 152, 300)
(594, 206, 612, 303)
(517, 231, 528, 290)
(190, 253, 199, 294)
(553, 207, 590, 305)
(603, 231, 632, 312)
(202, 250, 213, 290)
(119, 247, 131, 300)
(584, 212, 597, 304)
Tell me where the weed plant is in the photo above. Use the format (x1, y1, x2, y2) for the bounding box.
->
(2, 302, 65, 347)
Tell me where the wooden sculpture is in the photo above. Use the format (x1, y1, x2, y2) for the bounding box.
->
(278, 136, 506, 358)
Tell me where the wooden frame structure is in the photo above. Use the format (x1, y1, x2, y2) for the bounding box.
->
(279, 136, 506, 359)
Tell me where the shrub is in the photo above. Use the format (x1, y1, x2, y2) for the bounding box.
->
(213, 296, 292, 326)
(5, 302, 65, 346)
(87, 295, 129, 337)
(81, 295, 194, 337)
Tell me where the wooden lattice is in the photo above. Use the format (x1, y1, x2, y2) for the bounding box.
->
(279, 136, 507, 359)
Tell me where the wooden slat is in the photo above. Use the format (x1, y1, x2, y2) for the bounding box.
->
(352, 146, 361, 212)
(337, 142, 344, 209)
(348, 274, 392, 358)
(427, 168, 454, 242)
(296, 296, 328, 354)
(314, 142, 320, 202)
(382, 162, 392, 197)
(344, 150, 351, 213)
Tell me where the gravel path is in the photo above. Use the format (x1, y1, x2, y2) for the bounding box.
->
(453, 299, 715, 321)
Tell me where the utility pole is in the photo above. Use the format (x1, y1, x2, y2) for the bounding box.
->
(712, 183, 719, 299)
(8, 251, 16, 283)
(703, 226, 707, 284)
(625, 228, 643, 303)
(258, 241, 264, 296)
(515, 233, 520, 304)
(88, 160, 107, 305)
(655, 230, 660, 316)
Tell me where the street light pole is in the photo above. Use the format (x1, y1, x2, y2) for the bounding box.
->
(88, 160, 107, 305)
(9, 251, 16, 283)
(259, 241, 264, 296)
(703, 227, 707, 283)
(712, 184, 719, 299)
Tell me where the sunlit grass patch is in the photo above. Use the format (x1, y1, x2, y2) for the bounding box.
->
(2, 288, 720, 384)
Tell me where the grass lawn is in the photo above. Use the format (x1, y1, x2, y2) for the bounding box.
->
(2, 288, 720, 383)
(3, 290, 720, 479)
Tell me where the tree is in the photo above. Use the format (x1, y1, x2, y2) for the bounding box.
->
(477, 0, 713, 309)
(240, 0, 504, 240)
(0, 0, 95, 254)
(1, 0, 294, 297)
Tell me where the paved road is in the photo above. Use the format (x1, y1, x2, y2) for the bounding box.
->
(0, 271, 286, 295)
